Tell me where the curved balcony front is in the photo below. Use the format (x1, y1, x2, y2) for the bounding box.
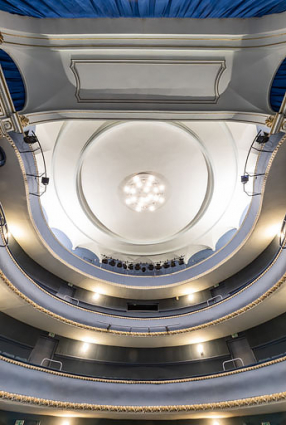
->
(0, 130, 285, 300)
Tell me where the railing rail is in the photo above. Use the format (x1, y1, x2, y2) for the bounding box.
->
(207, 294, 223, 306)
(63, 295, 80, 306)
(18, 131, 49, 197)
(242, 130, 272, 197)
(0, 202, 9, 247)
(223, 357, 244, 371)
(40, 358, 63, 370)
(279, 214, 286, 249)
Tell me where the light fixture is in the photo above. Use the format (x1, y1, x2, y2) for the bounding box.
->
(188, 293, 194, 302)
(256, 132, 269, 144)
(122, 173, 166, 212)
(241, 174, 249, 184)
(92, 292, 100, 300)
(81, 342, 90, 353)
(197, 344, 204, 356)
(62, 421, 70, 425)
(23, 130, 39, 144)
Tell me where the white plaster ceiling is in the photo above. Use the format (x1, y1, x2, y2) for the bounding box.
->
(37, 120, 256, 263)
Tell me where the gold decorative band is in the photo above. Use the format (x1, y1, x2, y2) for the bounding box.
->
(1, 389, 286, 413)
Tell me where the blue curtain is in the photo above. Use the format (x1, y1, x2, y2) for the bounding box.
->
(270, 58, 286, 112)
(0, 0, 286, 18)
(0, 50, 25, 111)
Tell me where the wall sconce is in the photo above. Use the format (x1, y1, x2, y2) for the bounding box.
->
(197, 344, 204, 356)
(92, 291, 100, 300)
(81, 342, 90, 353)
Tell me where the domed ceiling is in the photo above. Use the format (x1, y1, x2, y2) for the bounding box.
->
(37, 119, 257, 263)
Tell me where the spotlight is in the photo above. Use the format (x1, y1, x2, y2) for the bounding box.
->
(102, 258, 108, 264)
(171, 260, 176, 267)
(109, 259, 116, 267)
(117, 262, 122, 268)
(142, 267, 146, 272)
(178, 257, 184, 266)
(123, 263, 127, 269)
(23, 130, 38, 144)
(163, 262, 170, 269)
(256, 132, 269, 144)
(241, 175, 249, 184)
(148, 264, 154, 271)
(41, 176, 49, 185)
(155, 263, 162, 270)
(135, 263, 140, 271)
(128, 263, 134, 270)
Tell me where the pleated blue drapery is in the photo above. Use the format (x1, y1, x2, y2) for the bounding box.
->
(0, 0, 286, 18)
(0, 50, 25, 111)
(270, 58, 286, 112)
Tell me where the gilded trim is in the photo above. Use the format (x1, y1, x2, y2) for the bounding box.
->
(1, 390, 286, 412)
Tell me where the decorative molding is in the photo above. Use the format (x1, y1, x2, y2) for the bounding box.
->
(25, 110, 271, 125)
(70, 59, 226, 105)
(265, 115, 275, 127)
(1, 388, 286, 413)
(18, 114, 29, 128)
(0, 65, 23, 134)
(4, 29, 286, 49)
